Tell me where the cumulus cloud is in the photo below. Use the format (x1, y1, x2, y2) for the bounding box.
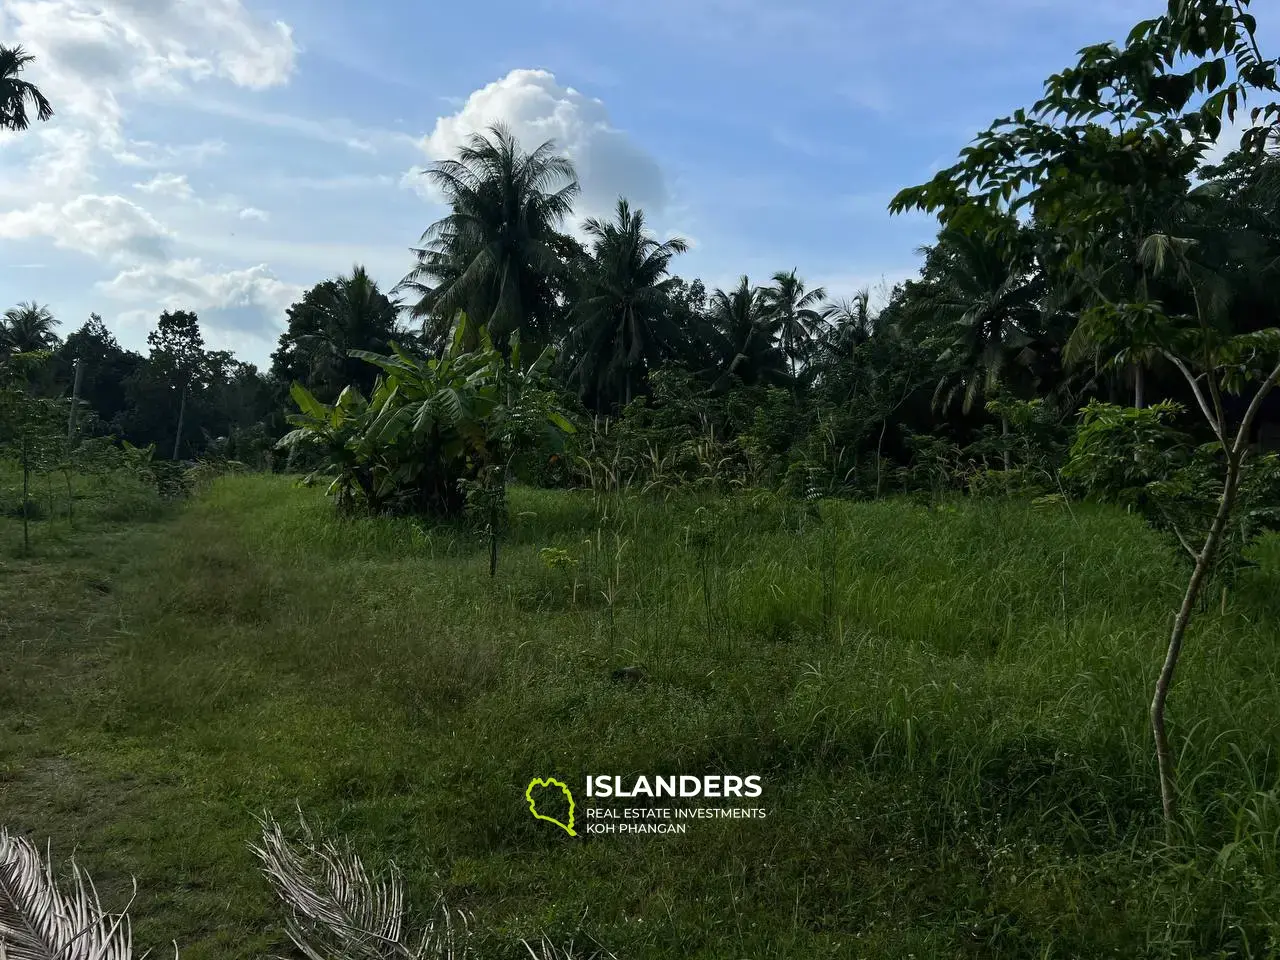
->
(0, 0, 301, 352)
(134, 171, 194, 199)
(238, 206, 268, 221)
(414, 69, 669, 220)
(97, 258, 301, 327)
(5, 0, 297, 105)
(0, 193, 171, 262)
(0, 0, 297, 193)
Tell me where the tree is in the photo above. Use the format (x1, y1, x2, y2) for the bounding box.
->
(820, 291, 877, 358)
(901, 222, 1053, 471)
(2, 301, 59, 355)
(891, 0, 1280, 830)
(399, 124, 580, 350)
(0, 351, 65, 554)
(565, 197, 690, 410)
(272, 266, 402, 401)
(762, 270, 827, 382)
(707, 277, 788, 388)
(147, 311, 207, 460)
(57, 315, 141, 433)
(0, 45, 53, 132)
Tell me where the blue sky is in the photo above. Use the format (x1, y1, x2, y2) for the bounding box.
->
(0, 0, 1267, 366)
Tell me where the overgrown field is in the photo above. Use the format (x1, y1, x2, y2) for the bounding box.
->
(4, 474, 1280, 958)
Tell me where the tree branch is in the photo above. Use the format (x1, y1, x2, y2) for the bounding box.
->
(1231, 358, 1280, 457)
(1163, 351, 1227, 444)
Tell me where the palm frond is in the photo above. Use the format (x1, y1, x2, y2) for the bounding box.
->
(0, 829, 137, 960)
(252, 812, 432, 960)
(254, 813, 618, 960)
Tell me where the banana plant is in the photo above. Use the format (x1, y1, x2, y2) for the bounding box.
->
(278, 313, 574, 517)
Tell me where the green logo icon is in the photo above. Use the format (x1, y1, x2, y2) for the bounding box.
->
(526, 777, 577, 836)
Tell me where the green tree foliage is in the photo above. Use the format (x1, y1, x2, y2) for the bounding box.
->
(278, 317, 574, 517)
(0, 45, 52, 132)
(399, 124, 580, 351)
(0, 352, 66, 553)
(564, 198, 691, 411)
(270, 266, 403, 401)
(762, 269, 827, 382)
(57, 315, 140, 431)
(1, 302, 59, 356)
(145, 311, 208, 460)
(903, 220, 1056, 414)
(892, 0, 1280, 829)
(707, 277, 788, 388)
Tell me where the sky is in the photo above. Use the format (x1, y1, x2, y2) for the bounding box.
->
(0, 0, 1271, 367)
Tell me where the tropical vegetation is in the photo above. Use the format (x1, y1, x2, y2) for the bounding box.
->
(5, 3, 1280, 955)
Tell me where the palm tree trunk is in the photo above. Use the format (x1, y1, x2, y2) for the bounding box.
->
(172, 385, 187, 461)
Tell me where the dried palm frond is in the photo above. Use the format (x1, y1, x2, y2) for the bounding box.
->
(0, 828, 137, 960)
(251, 812, 472, 960)
(253, 812, 622, 960)
(522, 935, 618, 960)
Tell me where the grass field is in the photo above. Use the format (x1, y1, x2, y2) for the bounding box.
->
(4, 473, 1280, 958)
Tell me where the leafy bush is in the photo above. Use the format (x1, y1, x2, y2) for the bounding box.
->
(279, 320, 575, 517)
(1064, 400, 1280, 587)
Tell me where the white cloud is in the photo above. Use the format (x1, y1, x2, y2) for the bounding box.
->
(97, 257, 301, 327)
(268, 173, 397, 192)
(0, 0, 301, 356)
(414, 69, 669, 220)
(115, 138, 227, 168)
(134, 171, 194, 199)
(0, 193, 171, 262)
(238, 206, 268, 221)
(2, 0, 296, 162)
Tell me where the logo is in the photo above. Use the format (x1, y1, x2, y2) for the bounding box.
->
(526, 774, 769, 837)
(525, 777, 577, 836)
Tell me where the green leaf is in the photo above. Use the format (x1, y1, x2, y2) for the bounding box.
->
(547, 411, 576, 434)
(289, 382, 330, 421)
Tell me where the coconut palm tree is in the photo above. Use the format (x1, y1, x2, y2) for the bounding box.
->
(295, 266, 401, 398)
(399, 124, 579, 351)
(565, 198, 690, 409)
(0, 45, 53, 132)
(1, 301, 59, 354)
(818, 290, 877, 362)
(707, 277, 788, 387)
(762, 269, 827, 381)
(905, 224, 1047, 415)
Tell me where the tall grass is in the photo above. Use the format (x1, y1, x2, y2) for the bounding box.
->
(3, 474, 1279, 958)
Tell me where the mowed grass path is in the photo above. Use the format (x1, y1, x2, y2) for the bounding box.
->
(4, 474, 1280, 958)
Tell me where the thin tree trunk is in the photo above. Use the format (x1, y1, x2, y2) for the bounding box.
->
(1152, 455, 1240, 830)
(21, 433, 30, 557)
(876, 418, 888, 498)
(172, 385, 187, 461)
(1001, 417, 1011, 471)
(1134, 363, 1146, 410)
(67, 358, 84, 444)
(1153, 356, 1280, 831)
